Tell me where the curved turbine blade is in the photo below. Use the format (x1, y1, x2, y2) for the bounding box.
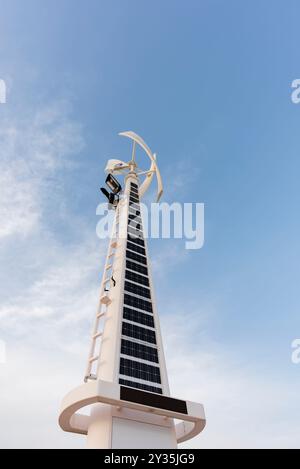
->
(139, 161, 155, 199)
(153, 154, 163, 202)
(119, 131, 155, 164)
(119, 131, 163, 201)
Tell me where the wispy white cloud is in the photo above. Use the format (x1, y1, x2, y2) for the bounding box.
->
(0, 345, 85, 449)
(0, 234, 105, 448)
(0, 235, 104, 344)
(0, 100, 84, 239)
(0, 97, 104, 448)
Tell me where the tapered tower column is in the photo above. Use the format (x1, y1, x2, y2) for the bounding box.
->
(59, 132, 206, 449)
(86, 172, 176, 448)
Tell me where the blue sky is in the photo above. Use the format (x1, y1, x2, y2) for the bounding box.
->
(0, 0, 300, 448)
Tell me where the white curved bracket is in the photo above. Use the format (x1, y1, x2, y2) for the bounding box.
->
(59, 380, 206, 444)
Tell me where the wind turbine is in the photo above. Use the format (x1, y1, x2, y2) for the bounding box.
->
(104, 131, 163, 202)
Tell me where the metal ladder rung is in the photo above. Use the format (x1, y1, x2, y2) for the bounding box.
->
(89, 355, 99, 363)
(92, 332, 102, 339)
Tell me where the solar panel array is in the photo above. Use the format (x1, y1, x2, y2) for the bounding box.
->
(119, 181, 163, 394)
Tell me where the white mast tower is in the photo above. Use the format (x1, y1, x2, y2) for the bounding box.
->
(59, 131, 206, 449)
